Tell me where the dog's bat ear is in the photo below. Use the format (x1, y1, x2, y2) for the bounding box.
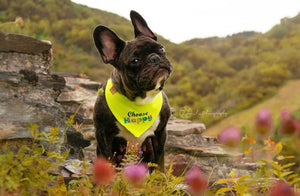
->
(93, 25, 125, 67)
(130, 10, 157, 41)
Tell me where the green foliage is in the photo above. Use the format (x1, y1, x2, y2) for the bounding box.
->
(215, 171, 251, 195)
(0, 124, 68, 195)
(1, 109, 300, 195)
(66, 145, 190, 196)
(214, 118, 300, 195)
(0, 125, 189, 195)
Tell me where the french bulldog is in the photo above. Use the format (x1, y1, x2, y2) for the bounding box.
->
(93, 10, 173, 170)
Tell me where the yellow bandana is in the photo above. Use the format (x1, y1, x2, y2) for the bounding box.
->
(105, 78, 163, 138)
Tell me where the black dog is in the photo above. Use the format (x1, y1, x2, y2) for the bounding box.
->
(93, 11, 173, 170)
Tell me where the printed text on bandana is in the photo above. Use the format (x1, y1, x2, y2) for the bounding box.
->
(124, 111, 153, 124)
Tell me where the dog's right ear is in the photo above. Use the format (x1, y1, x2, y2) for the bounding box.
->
(93, 26, 125, 67)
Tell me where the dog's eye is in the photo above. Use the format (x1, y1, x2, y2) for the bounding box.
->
(160, 47, 166, 54)
(131, 58, 140, 64)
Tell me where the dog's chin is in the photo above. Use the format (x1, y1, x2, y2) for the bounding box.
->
(135, 77, 167, 105)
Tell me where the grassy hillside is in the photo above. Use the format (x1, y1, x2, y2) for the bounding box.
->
(169, 14, 300, 126)
(1, 0, 300, 128)
(204, 80, 300, 136)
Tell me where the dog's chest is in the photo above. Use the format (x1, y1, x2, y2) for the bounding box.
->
(116, 115, 160, 143)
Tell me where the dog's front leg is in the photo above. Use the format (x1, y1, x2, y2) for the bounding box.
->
(154, 127, 167, 171)
(141, 127, 167, 171)
(95, 125, 114, 159)
(94, 95, 120, 161)
(150, 94, 171, 171)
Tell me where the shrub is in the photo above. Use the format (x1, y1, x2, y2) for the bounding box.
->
(0, 124, 68, 195)
(215, 108, 300, 195)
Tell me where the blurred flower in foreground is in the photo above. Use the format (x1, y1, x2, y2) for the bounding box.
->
(294, 120, 300, 137)
(15, 17, 24, 28)
(218, 126, 242, 147)
(255, 109, 273, 136)
(268, 180, 295, 196)
(123, 163, 148, 186)
(279, 110, 296, 135)
(185, 166, 208, 195)
(93, 158, 116, 185)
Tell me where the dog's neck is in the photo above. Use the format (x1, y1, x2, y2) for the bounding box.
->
(110, 69, 159, 104)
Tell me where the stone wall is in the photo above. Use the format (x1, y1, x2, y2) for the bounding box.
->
(0, 32, 99, 158)
(0, 32, 61, 139)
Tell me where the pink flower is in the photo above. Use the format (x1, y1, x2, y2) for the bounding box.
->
(294, 120, 300, 137)
(255, 109, 273, 136)
(185, 166, 207, 194)
(93, 158, 116, 185)
(123, 163, 148, 186)
(268, 181, 295, 196)
(218, 126, 242, 147)
(279, 110, 296, 135)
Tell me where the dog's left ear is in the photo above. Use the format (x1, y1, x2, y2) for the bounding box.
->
(130, 10, 157, 41)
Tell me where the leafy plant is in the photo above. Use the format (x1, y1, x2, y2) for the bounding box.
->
(215, 171, 251, 195)
(215, 109, 300, 195)
(0, 124, 68, 196)
(1, 108, 300, 195)
(66, 144, 193, 196)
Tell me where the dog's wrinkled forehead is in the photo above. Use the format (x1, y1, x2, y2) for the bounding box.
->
(124, 37, 161, 57)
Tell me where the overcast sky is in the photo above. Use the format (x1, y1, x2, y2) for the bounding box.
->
(72, 0, 300, 43)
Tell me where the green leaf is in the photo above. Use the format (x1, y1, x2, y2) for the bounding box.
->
(272, 162, 281, 171)
(216, 187, 234, 195)
(281, 171, 294, 178)
(230, 171, 235, 179)
(67, 114, 75, 126)
(276, 155, 285, 161)
(287, 174, 298, 180)
(215, 178, 234, 184)
(272, 170, 280, 177)
(50, 127, 59, 137)
(97, 88, 104, 95)
(237, 174, 251, 184)
(282, 163, 295, 169)
(22, 159, 33, 167)
(275, 142, 283, 154)
(283, 156, 295, 159)
(29, 123, 39, 138)
(290, 177, 300, 184)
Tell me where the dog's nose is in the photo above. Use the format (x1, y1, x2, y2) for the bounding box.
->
(150, 55, 161, 64)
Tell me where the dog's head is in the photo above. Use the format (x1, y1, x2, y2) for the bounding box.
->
(93, 11, 173, 101)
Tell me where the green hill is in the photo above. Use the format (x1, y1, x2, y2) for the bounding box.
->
(1, 0, 300, 128)
(204, 79, 300, 136)
(170, 14, 300, 126)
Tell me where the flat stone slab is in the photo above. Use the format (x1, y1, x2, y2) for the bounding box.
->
(0, 32, 52, 54)
(167, 118, 206, 136)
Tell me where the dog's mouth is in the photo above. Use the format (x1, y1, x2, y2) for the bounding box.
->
(154, 76, 167, 91)
(138, 66, 172, 93)
(158, 82, 165, 91)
